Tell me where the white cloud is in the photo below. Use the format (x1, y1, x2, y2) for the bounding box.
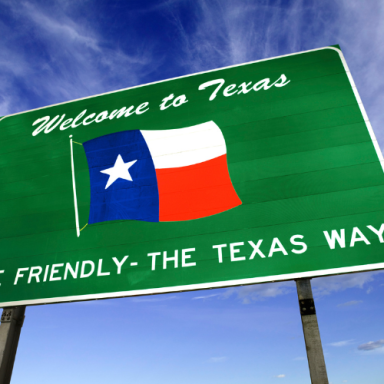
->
(358, 340, 384, 351)
(163, 0, 281, 73)
(162, 0, 338, 73)
(136, 0, 185, 13)
(312, 271, 384, 297)
(223, 281, 295, 304)
(0, 0, 156, 115)
(0, 98, 10, 117)
(329, 339, 354, 347)
(192, 294, 219, 300)
(276, 374, 285, 378)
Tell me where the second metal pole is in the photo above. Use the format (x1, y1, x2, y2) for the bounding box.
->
(0, 306, 26, 384)
(296, 278, 329, 384)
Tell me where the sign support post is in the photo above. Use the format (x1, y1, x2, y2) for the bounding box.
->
(0, 306, 26, 384)
(296, 278, 329, 384)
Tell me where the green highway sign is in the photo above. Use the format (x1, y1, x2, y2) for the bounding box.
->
(1, 45, 384, 306)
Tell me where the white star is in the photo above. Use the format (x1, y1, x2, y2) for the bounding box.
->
(100, 155, 137, 189)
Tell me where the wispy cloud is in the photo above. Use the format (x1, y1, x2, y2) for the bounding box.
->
(275, 374, 285, 378)
(0, 0, 155, 115)
(329, 339, 354, 347)
(192, 293, 219, 300)
(161, 0, 339, 73)
(312, 271, 384, 297)
(136, 0, 185, 14)
(163, 0, 284, 73)
(223, 281, 295, 304)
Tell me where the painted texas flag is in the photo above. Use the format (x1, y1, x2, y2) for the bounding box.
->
(83, 121, 241, 224)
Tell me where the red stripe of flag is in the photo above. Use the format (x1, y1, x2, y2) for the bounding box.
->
(156, 155, 242, 221)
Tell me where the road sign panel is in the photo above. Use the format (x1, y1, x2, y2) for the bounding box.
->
(1, 45, 384, 306)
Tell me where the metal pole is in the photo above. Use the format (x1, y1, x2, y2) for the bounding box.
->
(0, 306, 26, 384)
(296, 279, 329, 384)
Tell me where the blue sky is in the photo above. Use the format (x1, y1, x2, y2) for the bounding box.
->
(1, 0, 384, 383)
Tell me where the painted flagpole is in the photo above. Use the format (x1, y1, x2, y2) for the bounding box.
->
(70, 135, 80, 237)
